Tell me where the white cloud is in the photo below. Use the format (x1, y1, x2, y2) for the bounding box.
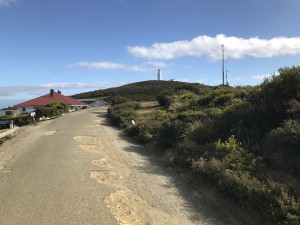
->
(0, 82, 124, 97)
(68, 61, 152, 73)
(146, 61, 168, 68)
(128, 66, 151, 72)
(0, 0, 19, 7)
(68, 61, 124, 70)
(127, 34, 300, 60)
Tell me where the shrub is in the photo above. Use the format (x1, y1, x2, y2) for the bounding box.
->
(13, 114, 33, 126)
(156, 94, 174, 107)
(107, 101, 141, 128)
(261, 67, 300, 102)
(106, 95, 130, 106)
(263, 119, 300, 175)
(157, 120, 186, 149)
(125, 122, 155, 144)
(35, 107, 56, 118)
(191, 136, 300, 225)
(186, 119, 221, 145)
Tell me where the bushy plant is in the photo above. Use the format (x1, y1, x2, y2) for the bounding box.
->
(157, 120, 186, 148)
(263, 119, 300, 175)
(106, 95, 130, 106)
(186, 119, 221, 144)
(35, 107, 56, 118)
(125, 122, 155, 144)
(192, 136, 300, 225)
(156, 94, 174, 107)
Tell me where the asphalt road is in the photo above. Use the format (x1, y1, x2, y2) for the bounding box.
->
(0, 108, 118, 225)
(0, 107, 257, 225)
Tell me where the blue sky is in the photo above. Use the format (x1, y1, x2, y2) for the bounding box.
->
(1, 0, 300, 108)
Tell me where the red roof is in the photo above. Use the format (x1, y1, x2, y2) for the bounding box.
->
(15, 90, 88, 107)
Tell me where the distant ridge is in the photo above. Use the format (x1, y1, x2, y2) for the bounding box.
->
(72, 80, 206, 101)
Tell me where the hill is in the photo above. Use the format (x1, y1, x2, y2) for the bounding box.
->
(106, 67, 300, 225)
(72, 80, 206, 101)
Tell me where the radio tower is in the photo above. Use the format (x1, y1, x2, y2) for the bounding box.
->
(221, 44, 225, 86)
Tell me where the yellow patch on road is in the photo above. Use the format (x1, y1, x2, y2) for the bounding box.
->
(94, 120, 101, 124)
(78, 144, 105, 153)
(89, 170, 126, 188)
(104, 190, 151, 225)
(92, 158, 109, 167)
(73, 136, 102, 144)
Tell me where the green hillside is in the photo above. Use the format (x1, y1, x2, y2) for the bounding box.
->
(106, 67, 300, 225)
(72, 80, 206, 101)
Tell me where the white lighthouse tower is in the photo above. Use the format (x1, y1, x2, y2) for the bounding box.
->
(157, 69, 162, 81)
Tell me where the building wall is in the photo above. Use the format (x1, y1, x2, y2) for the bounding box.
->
(16, 106, 35, 114)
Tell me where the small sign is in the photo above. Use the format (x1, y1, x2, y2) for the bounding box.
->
(0, 120, 12, 125)
(31, 112, 36, 117)
(0, 120, 13, 129)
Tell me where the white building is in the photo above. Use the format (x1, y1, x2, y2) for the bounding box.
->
(157, 69, 162, 81)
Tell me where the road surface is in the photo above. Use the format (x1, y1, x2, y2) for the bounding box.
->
(0, 107, 256, 225)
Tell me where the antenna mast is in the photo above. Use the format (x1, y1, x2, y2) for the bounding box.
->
(221, 44, 225, 86)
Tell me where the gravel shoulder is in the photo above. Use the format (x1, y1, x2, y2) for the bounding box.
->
(76, 108, 258, 225)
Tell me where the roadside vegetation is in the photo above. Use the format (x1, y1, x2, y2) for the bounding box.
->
(104, 66, 300, 225)
(0, 102, 70, 128)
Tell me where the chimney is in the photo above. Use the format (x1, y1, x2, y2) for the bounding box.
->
(58, 90, 61, 94)
(50, 89, 54, 97)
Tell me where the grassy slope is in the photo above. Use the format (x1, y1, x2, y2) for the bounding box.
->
(72, 80, 206, 101)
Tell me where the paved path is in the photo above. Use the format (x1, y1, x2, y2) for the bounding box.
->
(0, 108, 118, 225)
(0, 107, 257, 225)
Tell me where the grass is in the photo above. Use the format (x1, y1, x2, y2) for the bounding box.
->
(137, 101, 161, 119)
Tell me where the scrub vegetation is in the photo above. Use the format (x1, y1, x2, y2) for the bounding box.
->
(85, 67, 299, 224)
(0, 102, 69, 127)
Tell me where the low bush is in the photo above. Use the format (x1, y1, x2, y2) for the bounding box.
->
(263, 119, 300, 175)
(192, 136, 300, 225)
(107, 101, 141, 128)
(105, 95, 130, 106)
(125, 122, 155, 144)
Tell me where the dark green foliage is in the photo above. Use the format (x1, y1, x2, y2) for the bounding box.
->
(103, 67, 300, 224)
(192, 136, 299, 225)
(105, 95, 130, 106)
(72, 80, 205, 101)
(35, 107, 56, 118)
(35, 102, 69, 118)
(107, 101, 140, 128)
(263, 119, 300, 175)
(156, 94, 174, 107)
(157, 120, 187, 148)
(1, 114, 33, 127)
(262, 67, 300, 101)
(125, 122, 155, 144)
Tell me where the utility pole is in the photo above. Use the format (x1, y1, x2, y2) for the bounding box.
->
(221, 44, 225, 86)
(226, 59, 229, 86)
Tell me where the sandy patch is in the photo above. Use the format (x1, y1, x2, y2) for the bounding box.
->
(73, 136, 102, 144)
(104, 190, 151, 225)
(78, 144, 106, 153)
(92, 157, 109, 167)
(94, 120, 101, 124)
(89, 170, 126, 188)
